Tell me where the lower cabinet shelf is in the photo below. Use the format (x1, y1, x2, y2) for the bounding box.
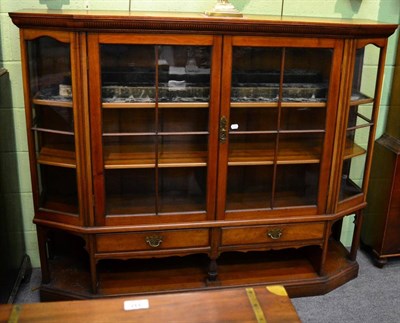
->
(39, 231, 358, 301)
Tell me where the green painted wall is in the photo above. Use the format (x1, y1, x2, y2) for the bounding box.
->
(0, 0, 398, 267)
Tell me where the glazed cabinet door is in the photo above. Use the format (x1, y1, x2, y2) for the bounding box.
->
(88, 34, 221, 226)
(218, 37, 343, 220)
(337, 39, 389, 211)
(20, 30, 86, 225)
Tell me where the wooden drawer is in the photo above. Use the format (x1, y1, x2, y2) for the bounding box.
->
(96, 229, 209, 253)
(221, 222, 325, 246)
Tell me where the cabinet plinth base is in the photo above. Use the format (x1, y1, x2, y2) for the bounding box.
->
(360, 240, 400, 268)
(39, 240, 358, 301)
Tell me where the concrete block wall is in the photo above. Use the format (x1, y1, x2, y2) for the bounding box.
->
(0, 0, 398, 267)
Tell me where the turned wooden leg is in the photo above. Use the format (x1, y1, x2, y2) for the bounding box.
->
(207, 259, 218, 282)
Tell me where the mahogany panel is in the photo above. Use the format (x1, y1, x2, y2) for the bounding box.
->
(96, 229, 210, 253)
(221, 222, 325, 246)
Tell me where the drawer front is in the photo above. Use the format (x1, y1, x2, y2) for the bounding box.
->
(221, 223, 325, 246)
(97, 229, 209, 253)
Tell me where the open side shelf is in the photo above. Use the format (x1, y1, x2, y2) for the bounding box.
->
(39, 239, 357, 301)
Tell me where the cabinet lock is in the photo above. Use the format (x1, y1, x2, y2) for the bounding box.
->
(145, 235, 163, 248)
(266, 228, 283, 240)
(219, 116, 228, 143)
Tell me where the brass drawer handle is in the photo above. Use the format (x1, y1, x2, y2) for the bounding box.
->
(145, 235, 163, 248)
(266, 228, 283, 240)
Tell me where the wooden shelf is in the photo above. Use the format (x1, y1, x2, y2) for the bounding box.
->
(350, 91, 374, 106)
(32, 90, 73, 108)
(33, 98, 73, 108)
(339, 178, 362, 201)
(40, 195, 79, 216)
(228, 138, 322, 165)
(343, 140, 366, 160)
(106, 194, 206, 216)
(231, 101, 326, 108)
(226, 190, 317, 211)
(40, 240, 358, 299)
(102, 102, 209, 109)
(104, 142, 208, 168)
(36, 138, 363, 170)
(37, 145, 76, 168)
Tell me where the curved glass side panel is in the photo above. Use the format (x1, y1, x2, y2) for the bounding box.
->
(339, 44, 380, 202)
(27, 36, 78, 215)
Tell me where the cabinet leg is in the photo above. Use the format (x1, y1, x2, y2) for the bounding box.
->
(373, 257, 387, 268)
(90, 260, 98, 294)
(37, 227, 50, 284)
(207, 259, 218, 283)
(88, 236, 98, 294)
(349, 211, 364, 261)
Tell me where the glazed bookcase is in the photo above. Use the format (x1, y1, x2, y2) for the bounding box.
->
(10, 10, 397, 300)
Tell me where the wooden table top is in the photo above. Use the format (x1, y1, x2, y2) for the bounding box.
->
(0, 285, 300, 322)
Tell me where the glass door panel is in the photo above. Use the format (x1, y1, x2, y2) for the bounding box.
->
(231, 47, 282, 103)
(100, 43, 212, 218)
(158, 168, 207, 213)
(102, 109, 155, 133)
(105, 168, 156, 215)
(226, 47, 281, 212)
(158, 135, 208, 167)
(101, 45, 156, 104)
(27, 36, 78, 215)
(226, 165, 273, 211)
(277, 133, 324, 164)
(229, 108, 278, 132)
(228, 134, 277, 165)
(280, 107, 326, 131)
(226, 42, 333, 214)
(339, 44, 380, 202)
(283, 48, 332, 103)
(103, 136, 156, 168)
(275, 164, 319, 207)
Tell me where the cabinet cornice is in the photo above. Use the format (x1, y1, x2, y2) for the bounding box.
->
(9, 10, 397, 38)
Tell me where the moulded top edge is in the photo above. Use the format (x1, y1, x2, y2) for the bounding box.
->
(9, 9, 398, 38)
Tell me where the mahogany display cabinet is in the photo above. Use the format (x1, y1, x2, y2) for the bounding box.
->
(10, 10, 397, 300)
